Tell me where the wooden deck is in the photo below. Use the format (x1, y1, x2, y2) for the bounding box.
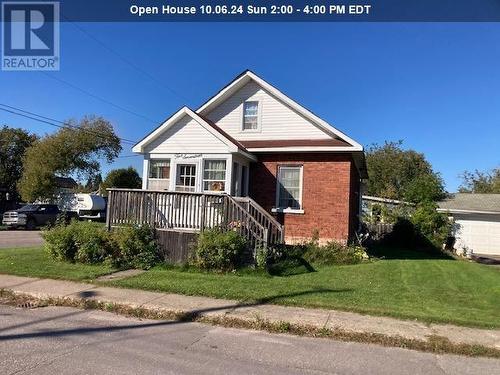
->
(106, 189, 284, 261)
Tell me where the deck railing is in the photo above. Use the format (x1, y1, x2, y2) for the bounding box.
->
(106, 189, 283, 252)
(233, 196, 284, 245)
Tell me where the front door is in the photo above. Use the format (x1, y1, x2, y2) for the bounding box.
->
(175, 164, 197, 192)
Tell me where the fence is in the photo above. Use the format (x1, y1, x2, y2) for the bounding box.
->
(106, 189, 284, 260)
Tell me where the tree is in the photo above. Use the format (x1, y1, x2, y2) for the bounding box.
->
(101, 167, 142, 194)
(0, 126, 37, 201)
(84, 173, 103, 192)
(366, 141, 445, 203)
(459, 167, 500, 193)
(18, 116, 122, 202)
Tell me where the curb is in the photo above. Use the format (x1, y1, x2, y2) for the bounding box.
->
(1, 288, 500, 359)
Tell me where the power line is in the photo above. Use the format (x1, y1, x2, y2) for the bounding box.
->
(116, 154, 141, 158)
(68, 21, 191, 104)
(41, 72, 160, 124)
(0, 104, 138, 145)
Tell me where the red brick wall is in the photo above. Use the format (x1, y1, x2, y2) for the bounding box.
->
(249, 153, 359, 244)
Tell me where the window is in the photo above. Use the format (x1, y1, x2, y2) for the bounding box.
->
(149, 160, 170, 179)
(176, 164, 197, 192)
(243, 101, 259, 130)
(276, 165, 303, 210)
(148, 159, 170, 190)
(203, 160, 226, 192)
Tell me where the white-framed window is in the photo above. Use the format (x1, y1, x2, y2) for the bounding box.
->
(176, 164, 197, 192)
(242, 101, 259, 130)
(148, 160, 170, 190)
(203, 160, 226, 192)
(149, 159, 170, 179)
(276, 165, 303, 210)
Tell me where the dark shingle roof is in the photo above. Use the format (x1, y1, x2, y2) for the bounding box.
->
(438, 193, 500, 213)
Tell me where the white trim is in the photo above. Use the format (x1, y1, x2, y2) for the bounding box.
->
(246, 146, 363, 153)
(275, 164, 304, 211)
(133, 107, 239, 153)
(437, 208, 500, 215)
(202, 158, 228, 193)
(271, 208, 305, 214)
(197, 71, 363, 151)
(362, 195, 413, 205)
(241, 99, 262, 133)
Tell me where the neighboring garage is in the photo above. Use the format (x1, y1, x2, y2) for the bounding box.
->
(438, 193, 500, 256)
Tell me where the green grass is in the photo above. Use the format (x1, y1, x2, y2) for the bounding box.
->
(0, 247, 116, 281)
(0, 246, 498, 329)
(111, 251, 500, 329)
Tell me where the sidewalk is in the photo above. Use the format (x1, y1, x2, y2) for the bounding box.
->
(1, 274, 499, 350)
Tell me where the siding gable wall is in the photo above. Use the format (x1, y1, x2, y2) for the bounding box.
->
(144, 115, 230, 154)
(204, 80, 332, 141)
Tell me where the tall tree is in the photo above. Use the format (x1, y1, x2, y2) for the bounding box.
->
(18, 116, 122, 202)
(0, 126, 37, 201)
(101, 167, 142, 194)
(366, 141, 445, 203)
(459, 167, 500, 193)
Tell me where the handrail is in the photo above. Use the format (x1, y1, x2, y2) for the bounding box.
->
(233, 196, 282, 229)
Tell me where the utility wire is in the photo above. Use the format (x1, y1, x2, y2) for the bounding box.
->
(68, 21, 191, 104)
(41, 72, 160, 124)
(0, 104, 138, 145)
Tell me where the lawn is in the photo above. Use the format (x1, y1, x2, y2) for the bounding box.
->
(0, 247, 116, 281)
(112, 251, 500, 329)
(0, 246, 498, 328)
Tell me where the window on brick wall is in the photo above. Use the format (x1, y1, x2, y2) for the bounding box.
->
(276, 165, 303, 210)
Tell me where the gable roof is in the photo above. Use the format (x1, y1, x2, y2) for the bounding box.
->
(437, 193, 500, 214)
(197, 70, 363, 152)
(132, 106, 254, 160)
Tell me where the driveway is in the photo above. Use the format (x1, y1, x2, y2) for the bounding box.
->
(0, 230, 44, 249)
(0, 305, 499, 375)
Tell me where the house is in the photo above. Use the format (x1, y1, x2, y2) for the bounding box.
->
(132, 70, 367, 244)
(438, 193, 500, 256)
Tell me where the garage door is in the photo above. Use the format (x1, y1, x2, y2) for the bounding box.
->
(454, 214, 500, 255)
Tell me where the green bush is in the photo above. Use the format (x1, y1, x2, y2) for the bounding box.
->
(42, 222, 78, 262)
(192, 228, 246, 271)
(110, 225, 159, 270)
(302, 238, 368, 266)
(74, 222, 111, 264)
(410, 201, 451, 248)
(43, 221, 159, 270)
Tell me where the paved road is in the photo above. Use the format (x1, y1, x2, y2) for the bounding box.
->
(0, 230, 44, 248)
(0, 305, 498, 374)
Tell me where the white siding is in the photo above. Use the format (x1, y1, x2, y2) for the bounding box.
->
(144, 115, 230, 154)
(454, 214, 500, 255)
(204, 80, 331, 141)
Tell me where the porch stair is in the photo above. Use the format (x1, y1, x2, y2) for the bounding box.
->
(106, 189, 284, 262)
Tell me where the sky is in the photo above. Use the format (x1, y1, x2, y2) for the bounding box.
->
(1, 22, 499, 192)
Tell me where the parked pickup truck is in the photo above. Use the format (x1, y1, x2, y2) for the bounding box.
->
(2, 204, 76, 230)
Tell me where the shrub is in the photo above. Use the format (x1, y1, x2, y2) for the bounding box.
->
(73, 221, 111, 264)
(192, 228, 246, 271)
(42, 222, 78, 262)
(302, 239, 368, 265)
(43, 221, 110, 263)
(43, 221, 160, 270)
(410, 201, 451, 248)
(110, 225, 159, 270)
